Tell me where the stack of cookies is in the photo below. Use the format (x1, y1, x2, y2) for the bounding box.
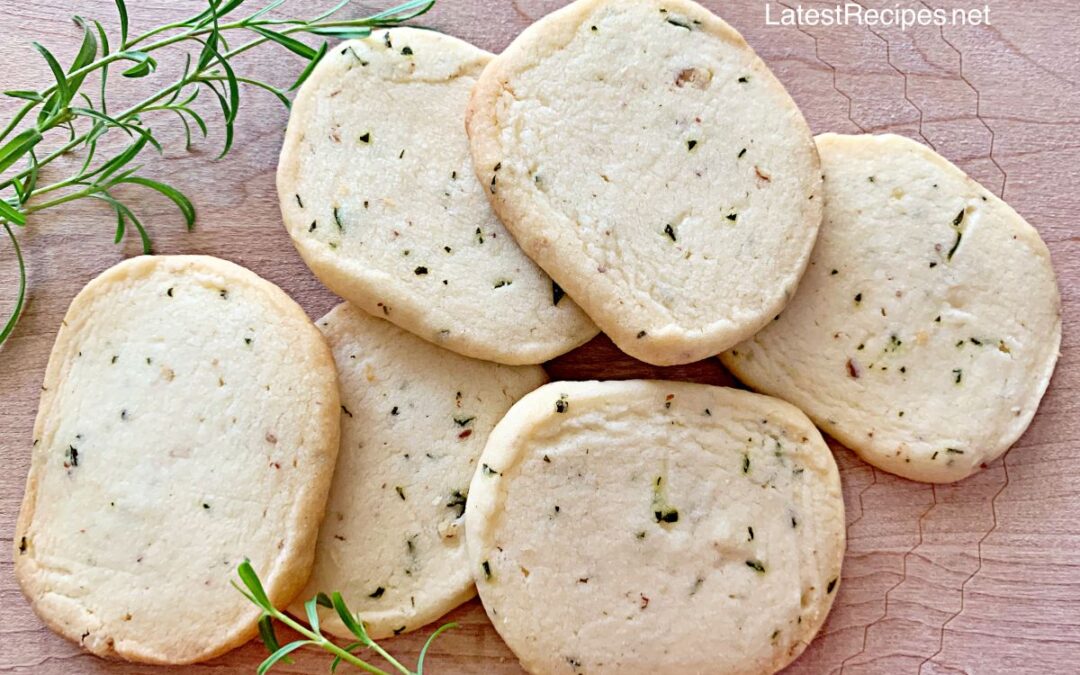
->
(14, 0, 1060, 672)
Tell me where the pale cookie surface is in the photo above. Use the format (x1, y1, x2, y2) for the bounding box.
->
(290, 303, 546, 639)
(722, 134, 1062, 483)
(278, 28, 597, 365)
(14, 256, 339, 664)
(466, 0, 821, 366)
(466, 380, 844, 675)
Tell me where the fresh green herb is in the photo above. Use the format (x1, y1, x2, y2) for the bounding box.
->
(0, 0, 436, 346)
(234, 560, 454, 675)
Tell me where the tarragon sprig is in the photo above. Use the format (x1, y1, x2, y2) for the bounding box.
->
(0, 0, 436, 346)
(234, 560, 456, 674)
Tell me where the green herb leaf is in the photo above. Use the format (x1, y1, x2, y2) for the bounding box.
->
(113, 0, 129, 48)
(290, 41, 328, 91)
(5, 90, 44, 102)
(119, 51, 157, 78)
(330, 592, 372, 645)
(236, 559, 273, 609)
(257, 615, 283, 655)
(417, 622, 457, 674)
(31, 42, 71, 116)
(0, 128, 42, 177)
(0, 224, 25, 344)
(304, 596, 322, 635)
(251, 26, 318, 59)
(257, 640, 314, 675)
(121, 176, 196, 229)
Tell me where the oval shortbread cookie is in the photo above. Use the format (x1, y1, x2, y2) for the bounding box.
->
(14, 256, 340, 664)
(466, 380, 845, 674)
(290, 303, 546, 639)
(722, 134, 1062, 483)
(466, 0, 822, 366)
(278, 28, 597, 365)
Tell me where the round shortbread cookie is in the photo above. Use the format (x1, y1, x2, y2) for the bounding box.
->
(278, 28, 597, 365)
(290, 303, 547, 639)
(14, 256, 339, 664)
(722, 134, 1062, 483)
(466, 380, 844, 674)
(466, 0, 822, 366)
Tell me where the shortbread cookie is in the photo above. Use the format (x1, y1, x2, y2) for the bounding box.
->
(278, 28, 597, 365)
(14, 256, 339, 664)
(466, 380, 844, 674)
(466, 0, 821, 366)
(291, 303, 546, 639)
(722, 134, 1062, 483)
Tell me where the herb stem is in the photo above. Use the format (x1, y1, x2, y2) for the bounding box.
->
(267, 609, 395, 675)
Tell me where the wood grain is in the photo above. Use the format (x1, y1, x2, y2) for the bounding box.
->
(1, 1, 1077, 673)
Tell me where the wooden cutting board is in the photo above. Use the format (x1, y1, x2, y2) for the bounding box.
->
(1, 1, 1077, 673)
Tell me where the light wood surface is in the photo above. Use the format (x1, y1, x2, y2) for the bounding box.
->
(1, 1, 1078, 673)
